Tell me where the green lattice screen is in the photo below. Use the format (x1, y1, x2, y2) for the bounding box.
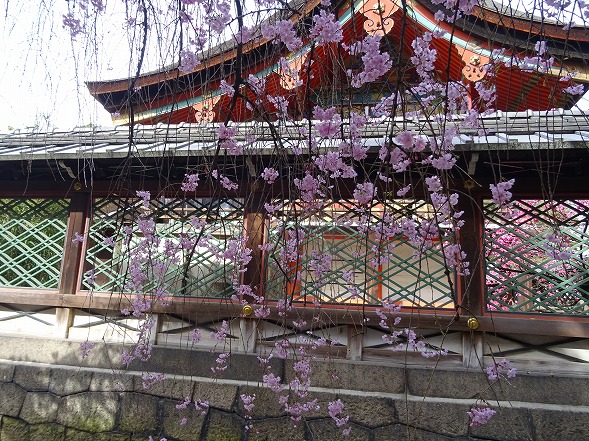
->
(0, 198, 70, 289)
(265, 199, 454, 308)
(84, 197, 244, 297)
(484, 199, 589, 315)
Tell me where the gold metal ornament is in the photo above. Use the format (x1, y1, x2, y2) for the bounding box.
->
(73, 182, 82, 191)
(467, 317, 480, 330)
(464, 179, 476, 190)
(242, 305, 254, 316)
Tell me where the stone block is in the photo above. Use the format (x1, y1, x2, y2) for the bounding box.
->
(286, 359, 405, 394)
(161, 398, 206, 440)
(20, 392, 60, 424)
(470, 407, 533, 441)
(0, 416, 30, 441)
(307, 419, 370, 441)
(0, 363, 15, 382)
(0, 336, 92, 367)
(65, 428, 131, 440)
(531, 409, 589, 441)
(236, 386, 286, 419)
(301, 391, 338, 419)
(14, 365, 51, 391)
(131, 435, 160, 441)
(49, 368, 93, 396)
(236, 386, 340, 421)
(374, 424, 452, 441)
(134, 375, 194, 400)
(57, 392, 118, 432)
(194, 382, 237, 411)
(484, 374, 589, 406)
(130, 435, 163, 441)
(76, 342, 125, 368)
(90, 372, 134, 392)
(29, 423, 66, 441)
(204, 409, 243, 441)
(118, 392, 159, 433)
(395, 400, 469, 437)
(129, 348, 280, 382)
(344, 396, 396, 427)
(406, 368, 487, 400)
(0, 383, 26, 417)
(248, 416, 306, 441)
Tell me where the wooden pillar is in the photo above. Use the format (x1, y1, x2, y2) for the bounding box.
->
(242, 188, 266, 297)
(457, 183, 486, 367)
(462, 331, 484, 368)
(55, 307, 73, 339)
(239, 183, 267, 353)
(147, 313, 160, 345)
(346, 325, 363, 361)
(56, 191, 90, 338)
(238, 318, 257, 353)
(457, 186, 485, 316)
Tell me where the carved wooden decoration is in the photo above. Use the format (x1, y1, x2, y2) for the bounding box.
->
(279, 54, 308, 90)
(362, 0, 399, 36)
(461, 49, 490, 82)
(192, 95, 221, 123)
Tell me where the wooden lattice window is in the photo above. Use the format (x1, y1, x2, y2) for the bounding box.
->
(484, 199, 589, 315)
(83, 196, 244, 297)
(264, 199, 455, 308)
(0, 198, 70, 289)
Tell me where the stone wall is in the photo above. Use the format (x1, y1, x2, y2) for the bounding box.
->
(1, 336, 589, 441)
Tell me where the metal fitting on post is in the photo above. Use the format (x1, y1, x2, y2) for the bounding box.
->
(467, 317, 480, 330)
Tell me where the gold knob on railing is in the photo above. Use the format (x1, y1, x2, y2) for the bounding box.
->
(467, 317, 480, 330)
(73, 182, 82, 191)
(242, 305, 254, 316)
(464, 179, 479, 190)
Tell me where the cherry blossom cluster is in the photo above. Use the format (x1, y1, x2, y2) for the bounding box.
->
(486, 358, 517, 381)
(468, 406, 497, 427)
(544, 231, 573, 261)
(490, 179, 515, 207)
(141, 372, 166, 389)
(309, 10, 343, 45)
(262, 19, 302, 51)
(240, 393, 256, 430)
(345, 35, 392, 88)
(327, 399, 352, 436)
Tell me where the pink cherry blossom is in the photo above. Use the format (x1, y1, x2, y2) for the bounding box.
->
(309, 10, 343, 45)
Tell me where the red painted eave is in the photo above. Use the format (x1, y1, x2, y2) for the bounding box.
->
(85, 0, 324, 96)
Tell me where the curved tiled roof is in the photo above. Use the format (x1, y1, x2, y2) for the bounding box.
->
(86, 0, 589, 125)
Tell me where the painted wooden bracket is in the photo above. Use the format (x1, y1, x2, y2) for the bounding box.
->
(362, 0, 399, 36)
(279, 54, 308, 90)
(461, 47, 490, 82)
(192, 94, 221, 123)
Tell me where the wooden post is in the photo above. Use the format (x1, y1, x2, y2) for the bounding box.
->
(238, 318, 257, 353)
(456, 185, 486, 367)
(55, 307, 73, 339)
(462, 331, 483, 368)
(457, 187, 485, 316)
(148, 313, 160, 345)
(346, 325, 363, 361)
(56, 191, 90, 338)
(239, 183, 267, 353)
(242, 189, 266, 298)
